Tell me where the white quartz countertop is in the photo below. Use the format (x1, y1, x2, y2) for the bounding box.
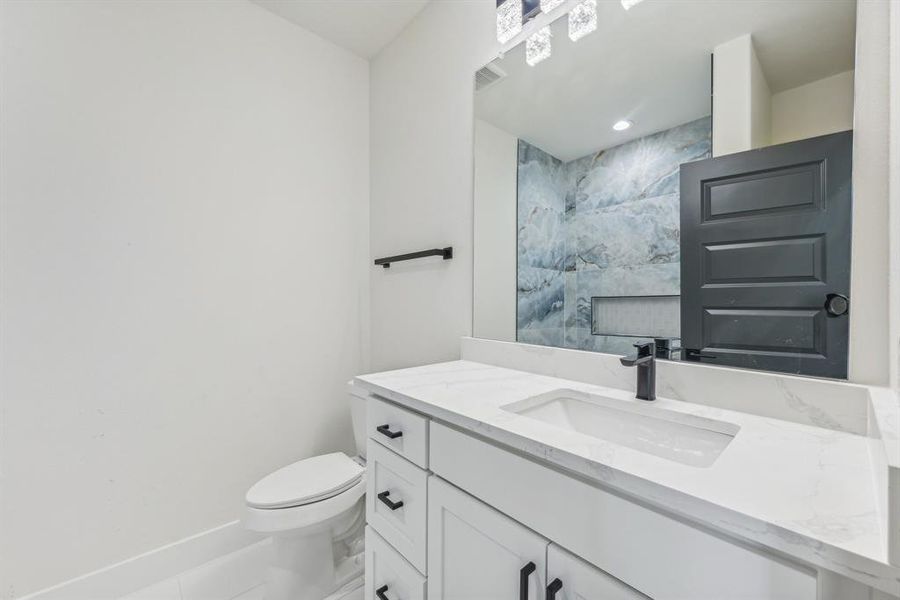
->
(355, 360, 900, 595)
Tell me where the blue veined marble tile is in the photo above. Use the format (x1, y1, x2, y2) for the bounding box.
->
(518, 140, 566, 212)
(573, 330, 660, 355)
(576, 262, 681, 297)
(518, 140, 567, 269)
(563, 271, 578, 348)
(516, 118, 710, 351)
(518, 326, 566, 348)
(571, 117, 711, 213)
(574, 263, 681, 330)
(519, 206, 566, 270)
(569, 193, 680, 270)
(517, 266, 564, 341)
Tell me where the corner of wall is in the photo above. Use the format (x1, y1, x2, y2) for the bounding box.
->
(848, 0, 891, 386)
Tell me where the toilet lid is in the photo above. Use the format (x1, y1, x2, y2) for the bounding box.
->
(246, 452, 364, 509)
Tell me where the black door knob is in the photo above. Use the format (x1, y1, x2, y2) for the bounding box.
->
(825, 293, 850, 317)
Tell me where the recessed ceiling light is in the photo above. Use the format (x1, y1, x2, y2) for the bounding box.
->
(613, 120, 633, 131)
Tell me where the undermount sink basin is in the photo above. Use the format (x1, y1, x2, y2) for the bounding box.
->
(502, 389, 739, 467)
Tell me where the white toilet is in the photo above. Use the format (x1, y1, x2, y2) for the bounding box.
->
(244, 385, 369, 600)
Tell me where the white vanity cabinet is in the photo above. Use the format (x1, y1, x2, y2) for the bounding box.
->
(427, 476, 547, 600)
(426, 475, 648, 600)
(363, 394, 893, 600)
(546, 545, 650, 600)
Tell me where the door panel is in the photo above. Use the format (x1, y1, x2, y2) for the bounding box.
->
(680, 131, 852, 377)
(365, 527, 426, 600)
(427, 476, 548, 600)
(546, 544, 650, 600)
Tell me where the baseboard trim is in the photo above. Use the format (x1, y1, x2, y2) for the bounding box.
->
(18, 521, 262, 600)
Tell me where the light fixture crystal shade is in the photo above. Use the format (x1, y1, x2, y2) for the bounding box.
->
(568, 0, 597, 41)
(540, 0, 565, 13)
(525, 26, 552, 66)
(497, 0, 523, 44)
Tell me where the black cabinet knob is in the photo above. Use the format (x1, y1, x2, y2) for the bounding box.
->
(375, 584, 391, 600)
(547, 578, 563, 600)
(519, 562, 536, 600)
(376, 424, 403, 439)
(825, 293, 850, 317)
(377, 490, 404, 511)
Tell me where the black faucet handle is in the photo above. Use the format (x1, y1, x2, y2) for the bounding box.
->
(633, 341, 655, 357)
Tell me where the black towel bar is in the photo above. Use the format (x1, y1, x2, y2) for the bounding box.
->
(374, 247, 453, 268)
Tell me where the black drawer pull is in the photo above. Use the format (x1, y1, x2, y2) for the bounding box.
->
(377, 424, 403, 439)
(519, 562, 536, 600)
(547, 578, 563, 600)
(376, 584, 391, 600)
(377, 490, 404, 510)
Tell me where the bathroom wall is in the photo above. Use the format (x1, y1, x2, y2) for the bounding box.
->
(473, 119, 517, 343)
(849, 0, 891, 385)
(369, 1, 497, 372)
(771, 70, 855, 145)
(370, 0, 892, 384)
(712, 35, 772, 156)
(0, 1, 369, 596)
(516, 117, 712, 354)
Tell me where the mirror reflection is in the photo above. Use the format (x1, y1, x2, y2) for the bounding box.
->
(473, 0, 856, 378)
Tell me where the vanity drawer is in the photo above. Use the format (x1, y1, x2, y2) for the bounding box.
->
(367, 396, 429, 468)
(365, 526, 426, 600)
(366, 440, 428, 573)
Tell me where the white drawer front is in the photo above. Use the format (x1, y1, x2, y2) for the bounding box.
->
(367, 397, 429, 468)
(365, 526, 426, 600)
(366, 440, 428, 573)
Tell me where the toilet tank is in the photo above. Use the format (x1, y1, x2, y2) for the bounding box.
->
(347, 382, 369, 460)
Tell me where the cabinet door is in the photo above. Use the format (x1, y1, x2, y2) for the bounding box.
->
(428, 476, 548, 600)
(546, 544, 650, 600)
(365, 527, 426, 600)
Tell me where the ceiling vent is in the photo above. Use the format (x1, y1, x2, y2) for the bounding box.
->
(475, 63, 507, 93)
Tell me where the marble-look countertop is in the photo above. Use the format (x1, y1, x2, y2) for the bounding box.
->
(355, 360, 900, 595)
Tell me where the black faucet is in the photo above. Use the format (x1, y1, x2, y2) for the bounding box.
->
(620, 341, 656, 401)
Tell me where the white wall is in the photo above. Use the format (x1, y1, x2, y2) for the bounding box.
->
(712, 35, 770, 156)
(890, 0, 900, 391)
(369, 1, 497, 371)
(749, 45, 772, 148)
(473, 119, 517, 343)
(0, 1, 369, 596)
(771, 70, 855, 145)
(848, 0, 891, 385)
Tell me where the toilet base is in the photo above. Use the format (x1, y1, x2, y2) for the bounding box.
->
(264, 530, 334, 600)
(261, 503, 365, 600)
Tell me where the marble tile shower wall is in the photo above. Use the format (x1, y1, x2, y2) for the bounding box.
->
(517, 141, 568, 346)
(516, 117, 712, 353)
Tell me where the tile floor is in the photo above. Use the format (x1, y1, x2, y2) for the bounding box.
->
(119, 541, 269, 600)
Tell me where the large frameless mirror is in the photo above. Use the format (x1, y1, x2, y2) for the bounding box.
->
(473, 0, 857, 378)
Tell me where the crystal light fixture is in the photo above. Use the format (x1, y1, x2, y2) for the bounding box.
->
(497, 0, 523, 44)
(525, 26, 552, 66)
(568, 0, 597, 41)
(540, 0, 565, 13)
(620, 0, 645, 9)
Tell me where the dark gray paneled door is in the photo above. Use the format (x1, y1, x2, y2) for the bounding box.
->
(679, 131, 852, 378)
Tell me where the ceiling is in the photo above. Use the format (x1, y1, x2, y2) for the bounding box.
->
(252, 0, 431, 58)
(475, 0, 856, 162)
